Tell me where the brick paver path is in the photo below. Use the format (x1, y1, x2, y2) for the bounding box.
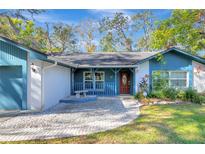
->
(0, 96, 139, 141)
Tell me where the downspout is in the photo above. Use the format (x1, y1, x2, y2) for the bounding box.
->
(41, 61, 57, 111)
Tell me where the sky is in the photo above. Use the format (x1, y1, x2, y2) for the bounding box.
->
(28, 9, 172, 51)
(0, 9, 172, 51)
(32, 9, 172, 26)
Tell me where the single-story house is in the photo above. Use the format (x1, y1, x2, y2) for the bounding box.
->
(1, 36, 205, 111)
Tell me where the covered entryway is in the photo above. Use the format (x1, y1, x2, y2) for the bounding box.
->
(0, 66, 23, 110)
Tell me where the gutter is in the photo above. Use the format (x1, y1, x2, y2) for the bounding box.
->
(41, 61, 57, 111)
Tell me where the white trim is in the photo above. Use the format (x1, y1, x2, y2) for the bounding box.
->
(152, 70, 189, 89)
(83, 71, 105, 90)
(27, 52, 31, 110)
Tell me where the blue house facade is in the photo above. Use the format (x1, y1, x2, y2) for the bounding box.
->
(1, 36, 205, 111)
(51, 48, 205, 96)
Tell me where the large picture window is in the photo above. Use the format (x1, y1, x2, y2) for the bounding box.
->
(152, 71, 189, 90)
(83, 71, 105, 90)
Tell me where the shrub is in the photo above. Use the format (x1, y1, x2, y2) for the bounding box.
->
(177, 90, 186, 100)
(192, 95, 205, 104)
(148, 90, 165, 99)
(184, 88, 198, 102)
(163, 88, 178, 100)
(135, 92, 144, 100)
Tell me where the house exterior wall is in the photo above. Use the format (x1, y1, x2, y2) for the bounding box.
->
(193, 61, 205, 92)
(44, 65, 71, 110)
(135, 61, 149, 93)
(30, 61, 43, 111)
(74, 68, 134, 95)
(0, 40, 27, 110)
(74, 68, 117, 95)
(149, 51, 193, 90)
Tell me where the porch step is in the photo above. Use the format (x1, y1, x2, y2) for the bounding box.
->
(59, 95, 97, 104)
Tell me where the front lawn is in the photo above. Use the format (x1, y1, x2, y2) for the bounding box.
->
(2, 103, 205, 144)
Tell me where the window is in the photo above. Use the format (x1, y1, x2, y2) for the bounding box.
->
(152, 71, 189, 90)
(95, 72, 105, 90)
(83, 71, 105, 90)
(84, 72, 93, 90)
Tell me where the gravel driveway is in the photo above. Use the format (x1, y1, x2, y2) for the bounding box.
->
(0, 96, 139, 141)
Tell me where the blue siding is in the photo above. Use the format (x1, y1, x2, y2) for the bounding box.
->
(74, 68, 117, 95)
(149, 51, 193, 90)
(0, 66, 23, 109)
(74, 68, 134, 96)
(0, 40, 27, 110)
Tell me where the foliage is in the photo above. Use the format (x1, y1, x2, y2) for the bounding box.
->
(184, 88, 198, 102)
(132, 10, 155, 51)
(135, 74, 150, 100)
(134, 92, 144, 100)
(150, 10, 205, 54)
(184, 88, 205, 104)
(2, 9, 205, 54)
(148, 90, 165, 99)
(163, 88, 178, 100)
(138, 74, 149, 93)
(152, 71, 169, 91)
(0, 17, 49, 52)
(99, 12, 132, 51)
(76, 20, 97, 53)
(177, 90, 186, 101)
(100, 32, 117, 52)
(147, 87, 205, 104)
(51, 23, 77, 53)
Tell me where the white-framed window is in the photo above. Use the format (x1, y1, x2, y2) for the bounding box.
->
(83, 72, 93, 90)
(83, 71, 105, 90)
(152, 70, 189, 89)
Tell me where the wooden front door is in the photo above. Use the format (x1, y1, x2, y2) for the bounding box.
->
(120, 72, 130, 94)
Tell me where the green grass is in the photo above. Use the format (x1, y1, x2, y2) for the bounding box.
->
(1, 103, 205, 144)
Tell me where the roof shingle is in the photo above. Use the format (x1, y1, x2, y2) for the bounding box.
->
(49, 52, 158, 68)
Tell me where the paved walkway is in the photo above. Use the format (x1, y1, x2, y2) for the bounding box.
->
(0, 96, 140, 141)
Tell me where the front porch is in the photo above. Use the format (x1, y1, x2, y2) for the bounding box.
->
(71, 68, 136, 96)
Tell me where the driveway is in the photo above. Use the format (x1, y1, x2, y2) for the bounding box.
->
(0, 96, 140, 141)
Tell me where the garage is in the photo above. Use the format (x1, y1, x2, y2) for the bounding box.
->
(0, 36, 72, 111)
(0, 66, 23, 110)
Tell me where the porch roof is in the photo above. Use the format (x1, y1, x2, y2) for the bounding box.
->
(48, 52, 158, 68)
(48, 47, 205, 68)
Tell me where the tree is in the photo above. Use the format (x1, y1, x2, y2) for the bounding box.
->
(132, 10, 155, 51)
(77, 19, 97, 53)
(99, 12, 132, 51)
(51, 23, 77, 53)
(0, 9, 44, 35)
(150, 10, 205, 54)
(0, 17, 48, 52)
(100, 32, 117, 52)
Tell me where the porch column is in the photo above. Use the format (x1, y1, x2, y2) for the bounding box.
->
(91, 68, 95, 95)
(114, 69, 117, 95)
(133, 68, 136, 95)
(71, 68, 75, 94)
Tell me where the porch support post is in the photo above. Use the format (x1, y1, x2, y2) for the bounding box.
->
(133, 68, 136, 95)
(91, 68, 95, 95)
(111, 68, 121, 96)
(114, 69, 117, 95)
(71, 68, 76, 95)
